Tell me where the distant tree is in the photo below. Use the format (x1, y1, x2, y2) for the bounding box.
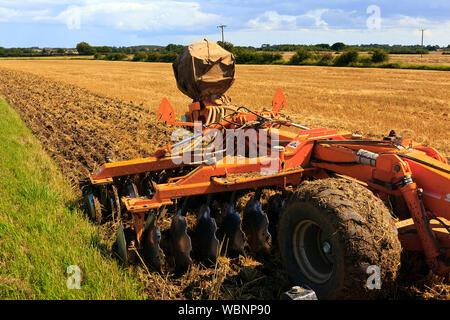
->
(95, 46, 112, 53)
(56, 48, 65, 55)
(103, 52, 128, 61)
(7, 48, 24, 57)
(257, 52, 282, 64)
(93, 52, 103, 59)
(217, 41, 235, 54)
(333, 49, 359, 66)
(289, 47, 312, 64)
(233, 50, 281, 64)
(370, 49, 389, 63)
(235, 45, 257, 52)
(165, 44, 185, 54)
(234, 50, 254, 64)
(425, 45, 439, 51)
(146, 51, 178, 63)
(315, 43, 331, 50)
(331, 42, 346, 51)
(415, 48, 429, 55)
(318, 52, 334, 65)
(76, 42, 95, 55)
(132, 51, 148, 62)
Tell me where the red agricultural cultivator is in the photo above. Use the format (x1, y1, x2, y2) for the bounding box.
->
(84, 40, 450, 299)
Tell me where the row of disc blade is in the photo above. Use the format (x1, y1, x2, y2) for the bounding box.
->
(113, 187, 285, 274)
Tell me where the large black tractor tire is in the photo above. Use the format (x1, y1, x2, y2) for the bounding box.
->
(278, 178, 402, 300)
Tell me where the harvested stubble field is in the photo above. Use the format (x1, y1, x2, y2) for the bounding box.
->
(0, 60, 448, 300)
(280, 51, 450, 66)
(389, 51, 450, 66)
(0, 60, 448, 157)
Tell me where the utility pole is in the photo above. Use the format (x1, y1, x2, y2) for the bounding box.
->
(217, 25, 227, 43)
(420, 28, 426, 58)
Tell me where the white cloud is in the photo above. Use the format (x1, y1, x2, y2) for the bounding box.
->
(396, 15, 429, 27)
(302, 9, 329, 27)
(247, 11, 297, 31)
(0, 2, 449, 47)
(0, 1, 220, 31)
(245, 9, 450, 42)
(247, 9, 334, 31)
(0, 7, 19, 22)
(0, 7, 50, 22)
(380, 14, 448, 40)
(186, 26, 449, 47)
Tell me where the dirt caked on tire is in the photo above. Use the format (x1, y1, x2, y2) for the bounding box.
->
(278, 178, 402, 299)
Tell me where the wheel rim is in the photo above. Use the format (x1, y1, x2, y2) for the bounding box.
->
(292, 220, 333, 284)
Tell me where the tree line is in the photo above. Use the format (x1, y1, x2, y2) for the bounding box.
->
(1, 41, 448, 58)
(0, 47, 76, 57)
(88, 41, 449, 65)
(91, 41, 450, 71)
(258, 43, 441, 54)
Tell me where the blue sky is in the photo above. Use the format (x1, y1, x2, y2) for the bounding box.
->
(0, 0, 449, 48)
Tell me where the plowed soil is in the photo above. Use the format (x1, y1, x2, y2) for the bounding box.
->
(0, 68, 175, 186)
(0, 66, 448, 300)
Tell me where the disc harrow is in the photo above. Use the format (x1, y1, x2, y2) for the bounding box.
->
(83, 41, 450, 298)
(87, 166, 285, 274)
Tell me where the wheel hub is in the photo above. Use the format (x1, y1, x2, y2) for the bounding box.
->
(292, 220, 333, 284)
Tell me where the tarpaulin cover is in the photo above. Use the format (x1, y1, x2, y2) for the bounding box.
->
(173, 39, 235, 102)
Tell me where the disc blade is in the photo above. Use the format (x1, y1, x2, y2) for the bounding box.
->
(113, 223, 128, 266)
(243, 197, 272, 255)
(169, 211, 192, 274)
(193, 205, 220, 263)
(267, 194, 285, 244)
(85, 193, 96, 220)
(142, 222, 163, 271)
(218, 202, 245, 258)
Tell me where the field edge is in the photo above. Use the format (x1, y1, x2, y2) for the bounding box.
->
(0, 97, 146, 300)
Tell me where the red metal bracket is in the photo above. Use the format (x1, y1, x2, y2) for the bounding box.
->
(272, 88, 286, 115)
(157, 98, 175, 124)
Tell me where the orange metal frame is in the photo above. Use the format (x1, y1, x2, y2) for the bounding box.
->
(90, 89, 450, 274)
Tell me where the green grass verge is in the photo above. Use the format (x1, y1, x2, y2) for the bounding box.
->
(398, 64, 450, 71)
(0, 97, 145, 299)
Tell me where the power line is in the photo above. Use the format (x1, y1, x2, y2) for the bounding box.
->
(217, 25, 227, 43)
(419, 28, 426, 58)
(420, 29, 426, 47)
